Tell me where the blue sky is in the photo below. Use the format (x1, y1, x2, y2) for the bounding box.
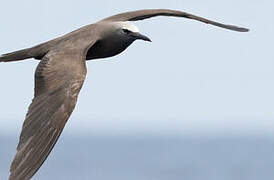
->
(0, 0, 273, 137)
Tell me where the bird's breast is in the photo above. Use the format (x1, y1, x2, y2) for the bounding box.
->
(86, 37, 133, 60)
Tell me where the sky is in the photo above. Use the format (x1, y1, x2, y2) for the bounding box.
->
(0, 0, 273, 137)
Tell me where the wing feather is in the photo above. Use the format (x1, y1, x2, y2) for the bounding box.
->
(102, 9, 249, 32)
(9, 49, 88, 180)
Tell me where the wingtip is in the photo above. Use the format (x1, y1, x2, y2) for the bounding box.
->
(238, 27, 250, 32)
(0, 54, 8, 62)
(225, 25, 249, 32)
(0, 55, 4, 62)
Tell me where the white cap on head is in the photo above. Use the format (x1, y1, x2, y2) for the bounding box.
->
(114, 21, 140, 32)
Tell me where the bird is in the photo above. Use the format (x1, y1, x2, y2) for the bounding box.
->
(0, 9, 249, 180)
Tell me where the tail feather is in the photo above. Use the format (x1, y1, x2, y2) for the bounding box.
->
(0, 48, 35, 62)
(0, 43, 49, 62)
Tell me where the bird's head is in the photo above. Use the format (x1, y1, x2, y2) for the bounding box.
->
(114, 21, 152, 42)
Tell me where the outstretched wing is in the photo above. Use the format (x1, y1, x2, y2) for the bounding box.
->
(102, 9, 249, 32)
(9, 49, 88, 180)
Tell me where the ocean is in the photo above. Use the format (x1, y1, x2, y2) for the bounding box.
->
(1, 135, 274, 180)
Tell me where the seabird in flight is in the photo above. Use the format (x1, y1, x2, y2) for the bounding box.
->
(0, 9, 249, 180)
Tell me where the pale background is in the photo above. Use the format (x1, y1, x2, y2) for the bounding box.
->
(1, 0, 273, 137)
(0, 0, 274, 179)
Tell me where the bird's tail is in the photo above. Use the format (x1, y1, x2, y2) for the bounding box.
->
(0, 45, 47, 62)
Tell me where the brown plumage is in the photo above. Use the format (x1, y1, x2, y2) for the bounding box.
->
(9, 48, 92, 180)
(0, 9, 249, 180)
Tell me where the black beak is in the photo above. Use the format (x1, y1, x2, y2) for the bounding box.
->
(131, 32, 152, 42)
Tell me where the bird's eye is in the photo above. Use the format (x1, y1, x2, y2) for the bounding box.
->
(122, 29, 131, 34)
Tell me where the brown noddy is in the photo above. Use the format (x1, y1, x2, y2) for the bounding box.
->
(0, 9, 249, 180)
